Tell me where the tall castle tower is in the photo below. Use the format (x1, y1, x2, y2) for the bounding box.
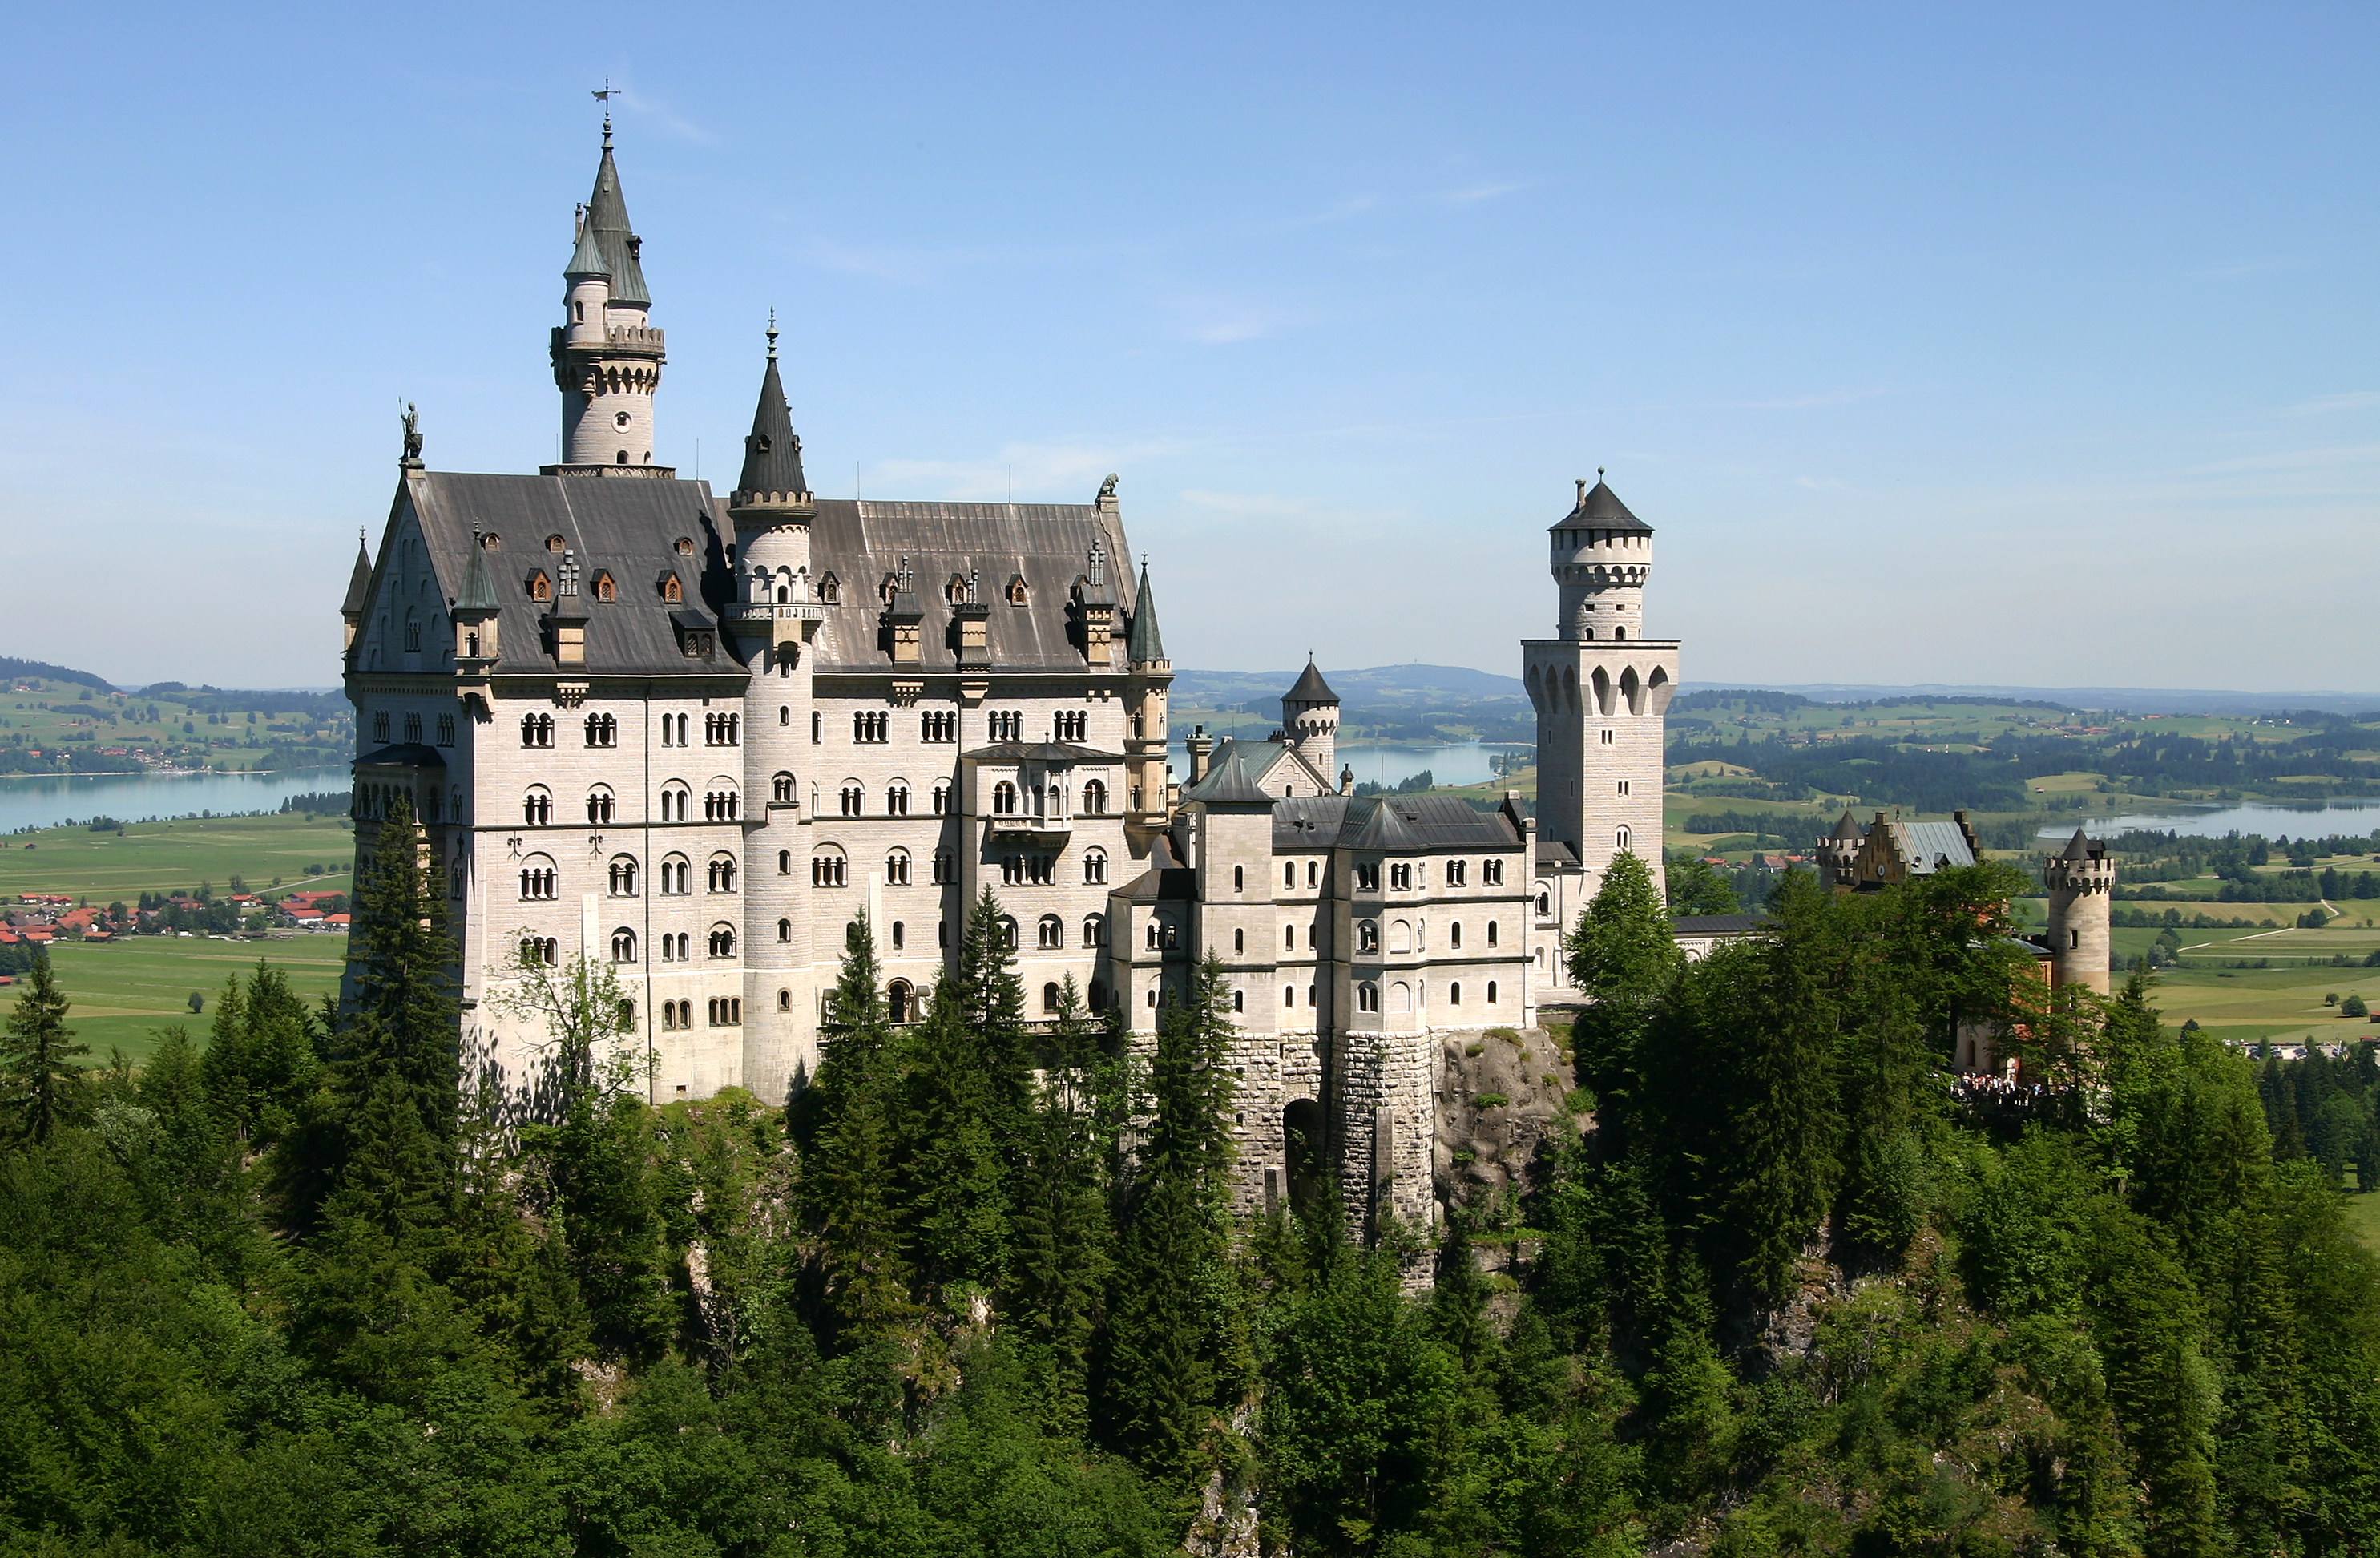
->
(2043, 827, 2116, 995)
(547, 115, 671, 476)
(724, 318, 823, 1086)
(1521, 476, 1678, 890)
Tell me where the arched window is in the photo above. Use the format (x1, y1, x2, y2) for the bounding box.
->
(611, 928, 638, 963)
(1082, 779, 1107, 815)
(522, 786, 552, 825)
(708, 854, 738, 893)
(777, 918, 791, 942)
(1357, 983, 1379, 1013)
(1038, 914, 1064, 949)
(1083, 848, 1107, 885)
(1082, 914, 1104, 947)
(708, 924, 736, 959)
(1358, 920, 1379, 954)
(886, 849, 911, 886)
(1043, 981, 1063, 1014)
(518, 854, 557, 901)
(993, 781, 1019, 815)
(607, 854, 639, 896)
(586, 785, 615, 825)
(772, 772, 794, 802)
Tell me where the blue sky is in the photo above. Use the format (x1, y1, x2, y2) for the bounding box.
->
(5, 2, 2374, 692)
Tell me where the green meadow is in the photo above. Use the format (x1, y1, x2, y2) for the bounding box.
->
(30, 934, 349, 1064)
(0, 812, 354, 905)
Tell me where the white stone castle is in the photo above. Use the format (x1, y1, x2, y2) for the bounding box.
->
(341, 126, 1680, 1225)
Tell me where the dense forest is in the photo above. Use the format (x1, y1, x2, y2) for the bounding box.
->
(2, 801, 2377, 1555)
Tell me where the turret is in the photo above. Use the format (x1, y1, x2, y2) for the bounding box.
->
(1549, 471, 1652, 642)
(546, 115, 670, 476)
(1281, 656, 1341, 785)
(2043, 827, 2116, 995)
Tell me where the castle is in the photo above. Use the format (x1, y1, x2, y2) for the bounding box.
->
(341, 125, 1676, 1228)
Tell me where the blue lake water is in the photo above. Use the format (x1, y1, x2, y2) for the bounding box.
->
(0, 765, 351, 834)
(2038, 800, 2380, 842)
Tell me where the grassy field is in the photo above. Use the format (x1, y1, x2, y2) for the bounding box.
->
(28, 934, 349, 1064)
(0, 812, 355, 904)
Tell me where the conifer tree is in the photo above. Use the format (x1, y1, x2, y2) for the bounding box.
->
(802, 914, 914, 1341)
(2, 955, 87, 1142)
(1103, 955, 1238, 1482)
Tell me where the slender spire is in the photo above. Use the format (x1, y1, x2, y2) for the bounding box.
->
(340, 535, 373, 616)
(1127, 559, 1166, 663)
(733, 322, 809, 502)
(580, 127, 648, 306)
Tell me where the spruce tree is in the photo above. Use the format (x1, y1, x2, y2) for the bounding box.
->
(2, 955, 88, 1142)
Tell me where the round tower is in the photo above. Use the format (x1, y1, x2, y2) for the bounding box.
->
(1551, 470, 1652, 642)
(2043, 828, 2116, 995)
(725, 319, 821, 1095)
(547, 116, 670, 475)
(1281, 656, 1340, 786)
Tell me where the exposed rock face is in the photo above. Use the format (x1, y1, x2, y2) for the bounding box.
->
(1432, 1024, 1579, 1217)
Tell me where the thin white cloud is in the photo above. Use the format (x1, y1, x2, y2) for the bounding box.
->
(2275, 391, 2380, 417)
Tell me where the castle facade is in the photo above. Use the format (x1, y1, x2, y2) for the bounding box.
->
(341, 127, 1676, 1227)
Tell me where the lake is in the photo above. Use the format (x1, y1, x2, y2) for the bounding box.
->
(2039, 800, 2380, 842)
(0, 765, 351, 834)
(1168, 738, 1531, 792)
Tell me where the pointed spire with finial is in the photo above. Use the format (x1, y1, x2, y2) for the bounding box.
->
(731, 313, 813, 513)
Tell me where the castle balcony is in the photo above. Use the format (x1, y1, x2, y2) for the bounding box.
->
(986, 815, 1071, 846)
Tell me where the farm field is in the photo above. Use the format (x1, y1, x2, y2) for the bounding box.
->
(0, 812, 354, 903)
(30, 934, 349, 1064)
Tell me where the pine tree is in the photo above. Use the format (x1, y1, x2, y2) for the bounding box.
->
(801, 914, 914, 1342)
(2, 955, 88, 1142)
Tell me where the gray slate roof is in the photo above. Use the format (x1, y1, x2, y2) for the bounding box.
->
(1551, 478, 1652, 535)
(1271, 793, 1522, 852)
(1284, 658, 1338, 705)
(960, 741, 1125, 764)
(399, 471, 728, 677)
(807, 500, 1136, 674)
(734, 349, 809, 498)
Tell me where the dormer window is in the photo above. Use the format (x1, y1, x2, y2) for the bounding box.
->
(527, 571, 551, 603)
(592, 571, 616, 603)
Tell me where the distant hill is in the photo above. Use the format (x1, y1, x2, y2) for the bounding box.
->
(0, 656, 114, 692)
